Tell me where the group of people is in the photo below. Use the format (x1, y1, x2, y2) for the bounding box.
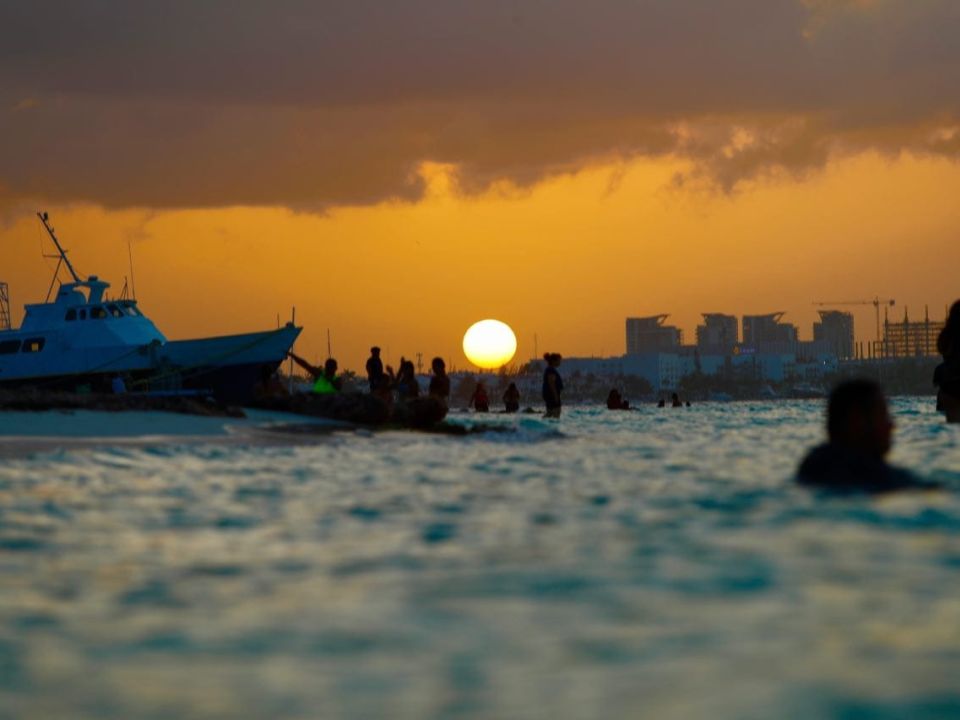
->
(282, 299, 958, 490)
(364, 347, 450, 410)
(289, 345, 567, 418)
(467, 381, 522, 413)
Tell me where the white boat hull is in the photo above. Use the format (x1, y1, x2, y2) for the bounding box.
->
(0, 325, 301, 403)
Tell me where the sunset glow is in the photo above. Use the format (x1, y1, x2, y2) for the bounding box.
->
(0, 2, 957, 371)
(462, 319, 517, 370)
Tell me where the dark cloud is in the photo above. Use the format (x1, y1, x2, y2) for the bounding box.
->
(0, 0, 958, 210)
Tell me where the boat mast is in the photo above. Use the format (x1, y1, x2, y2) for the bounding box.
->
(37, 211, 82, 284)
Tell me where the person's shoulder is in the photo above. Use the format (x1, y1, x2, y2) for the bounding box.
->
(797, 443, 938, 493)
(797, 443, 833, 475)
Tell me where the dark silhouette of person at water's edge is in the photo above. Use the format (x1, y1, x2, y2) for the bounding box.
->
(428, 356, 450, 406)
(606, 388, 629, 410)
(366, 346, 384, 391)
(542, 353, 563, 418)
(470, 381, 490, 412)
(503, 382, 520, 413)
(395, 358, 419, 400)
(287, 352, 342, 394)
(934, 300, 960, 423)
(797, 379, 936, 493)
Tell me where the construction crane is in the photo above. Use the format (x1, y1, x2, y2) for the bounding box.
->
(812, 297, 896, 343)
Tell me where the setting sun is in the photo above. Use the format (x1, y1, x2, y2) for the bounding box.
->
(462, 319, 518, 369)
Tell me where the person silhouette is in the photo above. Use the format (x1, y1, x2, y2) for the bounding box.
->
(428, 356, 450, 405)
(671, 392, 682, 408)
(470, 381, 490, 412)
(934, 300, 960, 423)
(366, 346, 384, 392)
(503, 382, 520, 413)
(606, 388, 628, 410)
(797, 379, 936, 493)
(287, 352, 341, 394)
(395, 358, 419, 400)
(542, 353, 563, 418)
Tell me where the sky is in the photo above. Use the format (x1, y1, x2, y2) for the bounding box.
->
(1, 0, 958, 371)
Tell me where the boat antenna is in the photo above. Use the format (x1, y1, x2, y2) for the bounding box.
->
(288, 306, 296, 394)
(326, 328, 332, 358)
(127, 238, 138, 300)
(37, 211, 82, 284)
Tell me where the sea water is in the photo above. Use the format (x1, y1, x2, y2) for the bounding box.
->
(1, 398, 959, 719)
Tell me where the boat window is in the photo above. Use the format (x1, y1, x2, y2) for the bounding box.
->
(108, 304, 123, 318)
(91, 306, 108, 319)
(65, 309, 77, 321)
(0, 340, 21, 355)
(79, 309, 87, 320)
(123, 303, 142, 317)
(22, 338, 45, 353)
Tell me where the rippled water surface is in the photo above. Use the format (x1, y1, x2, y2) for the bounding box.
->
(1, 398, 959, 719)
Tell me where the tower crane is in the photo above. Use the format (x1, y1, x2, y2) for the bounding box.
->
(812, 297, 895, 343)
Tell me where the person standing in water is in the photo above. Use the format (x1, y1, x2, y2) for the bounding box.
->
(934, 300, 960, 423)
(503, 382, 521, 413)
(797, 379, 935, 493)
(428, 356, 450, 406)
(470, 381, 490, 412)
(395, 358, 420, 400)
(606, 388, 629, 410)
(366, 346, 384, 391)
(542, 352, 563, 418)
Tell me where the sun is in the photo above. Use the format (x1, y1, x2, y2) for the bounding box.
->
(462, 319, 518, 369)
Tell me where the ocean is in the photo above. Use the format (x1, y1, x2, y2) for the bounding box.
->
(1, 398, 959, 719)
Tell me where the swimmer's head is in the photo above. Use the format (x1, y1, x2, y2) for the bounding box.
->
(827, 379, 892, 458)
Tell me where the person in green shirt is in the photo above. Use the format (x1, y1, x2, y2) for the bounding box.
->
(287, 351, 342, 394)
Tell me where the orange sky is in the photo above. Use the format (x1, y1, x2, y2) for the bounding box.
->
(1, 1, 958, 372)
(2, 151, 957, 372)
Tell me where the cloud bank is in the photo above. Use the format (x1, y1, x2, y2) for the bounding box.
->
(1, 0, 958, 209)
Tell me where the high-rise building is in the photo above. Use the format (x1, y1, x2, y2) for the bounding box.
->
(813, 310, 854, 360)
(696, 313, 738, 351)
(742, 312, 798, 347)
(625, 315, 682, 355)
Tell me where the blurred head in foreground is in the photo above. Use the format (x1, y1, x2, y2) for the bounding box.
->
(797, 379, 933, 493)
(826, 379, 892, 459)
(934, 299, 960, 422)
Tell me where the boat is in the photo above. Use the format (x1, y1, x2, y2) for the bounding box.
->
(0, 212, 301, 403)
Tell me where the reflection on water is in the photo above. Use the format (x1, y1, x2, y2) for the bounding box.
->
(1, 398, 959, 719)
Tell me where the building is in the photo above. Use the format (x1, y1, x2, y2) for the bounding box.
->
(625, 315, 682, 355)
(813, 310, 854, 360)
(742, 312, 799, 351)
(696, 313, 738, 352)
(561, 353, 694, 394)
(880, 307, 945, 358)
(731, 351, 796, 383)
